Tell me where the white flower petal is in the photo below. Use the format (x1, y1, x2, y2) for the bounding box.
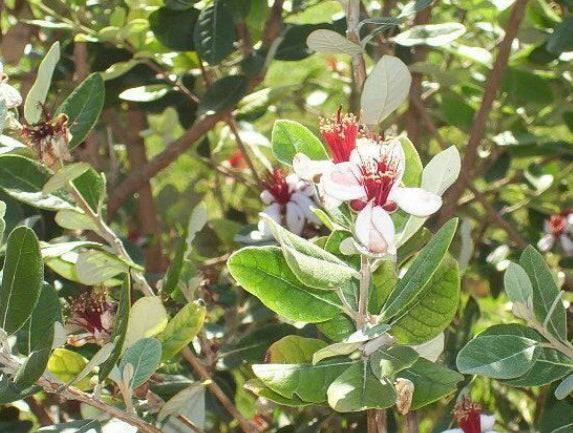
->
(291, 192, 321, 225)
(567, 214, 573, 232)
(322, 162, 365, 201)
(438, 429, 463, 433)
(258, 203, 282, 236)
(0, 83, 22, 109)
(560, 235, 573, 255)
(537, 233, 555, 252)
(286, 202, 305, 235)
(390, 187, 442, 217)
(480, 414, 496, 432)
(260, 190, 275, 205)
(385, 139, 406, 183)
(293, 153, 332, 181)
(355, 202, 396, 254)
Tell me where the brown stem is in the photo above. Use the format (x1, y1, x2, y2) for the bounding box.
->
(409, 94, 528, 248)
(406, 412, 419, 433)
(0, 353, 161, 433)
(181, 348, 258, 433)
(176, 414, 207, 433)
(346, 0, 367, 102)
(262, 0, 285, 50)
(24, 396, 54, 426)
(106, 107, 167, 273)
(107, 113, 225, 216)
(438, 0, 528, 223)
(226, 116, 263, 187)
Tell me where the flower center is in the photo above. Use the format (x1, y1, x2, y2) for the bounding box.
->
(263, 168, 292, 205)
(68, 292, 115, 335)
(549, 215, 567, 236)
(357, 150, 400, 211)
(453, 399, 482, 433)
(320, 108, 359, 164)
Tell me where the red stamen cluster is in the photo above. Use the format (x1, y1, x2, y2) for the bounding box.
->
(453, 398, 482, 433)
(68, 291, 115, 338)
(548, 212, 573, 236)
(350, 149, 400, 212)
(263, 168, 292, 205)
(320, 108, 360, 163)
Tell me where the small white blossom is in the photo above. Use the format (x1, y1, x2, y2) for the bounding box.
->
(0, 62, 22, 109)
(537, 213, 573, 255)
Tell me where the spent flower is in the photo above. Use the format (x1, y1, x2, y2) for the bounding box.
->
(66, 291, 116, 347)
(441, 398, 499, 433)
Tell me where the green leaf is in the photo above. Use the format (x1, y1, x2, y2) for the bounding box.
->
(381, 218, 458, 321)
(124, 296, 169, 348)
(158, 383, 205, 426)
(0, 155, 74, 210)
(399, 135, 422, 187)
(245, 379, 309, 407)
(397, 147, 461, 246)
(43, 162, 91, 194)
(0, 227, 43, 335)
(547, 16, 573, 54)
(159, 302, 206, 361)
(99, 277, 131, 381)
(69, 342, 114, 387)
(369, 260, 398, 314)
(55, 209, 100, 232)
(18, 283, 60, 356)
(198, 75, 248, 116)
(271, 120, 328, 166)
(267, 336, 328, 363)
(556, 373, 573, 400)
(55, 73, 105, 149)
(394, 23, 466, 47)
(519, 246, 567, 340)
(306, 29, 363, 56)
(24, 42, 60, 124)
(504, 262, 533, 305)
(48, 349, 91, 390)
(456, 333, 539, 379)
(473, 324, 572, 387)
(119, 338, 162, 388)
(194, 0, 236, 64)
(72, 168, 105, 213)
(149, 7, 199, 51)
(370, 345, 419, 380)
(75, 250, 128, 285)
(316, 315, 355, 342)
(327, 361, 396, 412)
(261, 214, 358, 290)
(361, 55, 411, 125)
(399, 358, 463, 409)
(252, 359, 355, 403)
(391, 255, 460, 344)
(228, 246, 343, 322)
(313, 323, 392, 364)
(119, 84, 170, 102)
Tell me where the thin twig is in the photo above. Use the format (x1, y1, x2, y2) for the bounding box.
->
(176, 414, 207, 433)
(226, 116, 263, 187)
(181, 348, 258, 433)
(439, 0, 528, 223)
(406, 412, 419, 433)
(0, 353, 162, 433)
(409, 94, 528, 249)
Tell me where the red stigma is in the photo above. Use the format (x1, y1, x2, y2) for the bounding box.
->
(263, 168, 292, 205)
(320, 108, 359, 163)
(453, 398, 482, 433)
(68, 291, 114, 336)
(357, 148, 400, 210)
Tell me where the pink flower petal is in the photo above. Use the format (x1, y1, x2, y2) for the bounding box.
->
(355, 202, 396, 254)
(560, 235, 573, 255)
(322, 162, 365, 201)
(390, 187, 442, 217)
